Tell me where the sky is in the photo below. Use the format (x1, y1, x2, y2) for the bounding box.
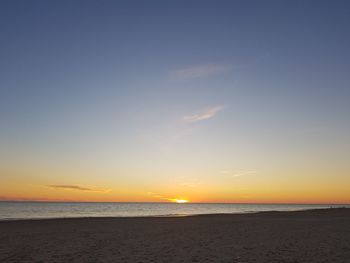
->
(1, 0, 350, 203)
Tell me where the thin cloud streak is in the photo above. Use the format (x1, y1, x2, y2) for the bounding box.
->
(47, 185, 110, 193)
(147, 192, 186, 202)
(220, 170, 257, 177)
(0, 196, 76, 202)
(183, 105, 224, 123)
(147, 192, 169, 201)
(232, 170, 257, 177)
(170, 63, 226, 80)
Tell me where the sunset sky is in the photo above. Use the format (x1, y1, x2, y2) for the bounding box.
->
(1, 0, 350, 203)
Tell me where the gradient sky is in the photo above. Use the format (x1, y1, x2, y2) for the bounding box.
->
(1, 0, 350, 203)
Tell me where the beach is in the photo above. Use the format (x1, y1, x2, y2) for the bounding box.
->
(0, 208, 349, 263)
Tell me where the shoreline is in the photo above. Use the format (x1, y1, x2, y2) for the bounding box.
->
(0, 207, 347, 222)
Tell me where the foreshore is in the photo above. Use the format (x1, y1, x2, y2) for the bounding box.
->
(0, 208, 349, 262)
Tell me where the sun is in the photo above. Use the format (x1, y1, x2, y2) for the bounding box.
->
(167, 198, 189, 203)
(174, 199, 188, 203)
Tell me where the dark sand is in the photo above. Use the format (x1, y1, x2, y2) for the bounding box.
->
(0, 208, 349, 263)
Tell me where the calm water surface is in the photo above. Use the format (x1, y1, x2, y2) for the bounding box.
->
(0, 202, 348, 220)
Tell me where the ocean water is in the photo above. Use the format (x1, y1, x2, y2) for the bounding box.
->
(0, 202, 348, 220)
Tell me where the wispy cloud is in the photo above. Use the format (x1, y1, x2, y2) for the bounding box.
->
(147, 192, 171, 201)
(170, 63, 226, 80)
(220, 170, 257, 177)
(47, 185, 110, 193)
(232, 170, 257, 177)
(0, 196, 76, 202)
(183, 105, 224, 123)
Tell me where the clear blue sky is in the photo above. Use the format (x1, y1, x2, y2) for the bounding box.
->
(1, 0, 350, 203)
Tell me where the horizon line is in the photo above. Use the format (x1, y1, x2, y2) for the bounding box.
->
(0, 200, 349, 206)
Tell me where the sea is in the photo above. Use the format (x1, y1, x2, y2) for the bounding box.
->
(0, 202, 348, 220)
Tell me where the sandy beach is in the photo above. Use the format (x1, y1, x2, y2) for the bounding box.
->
(0, 208, 349, 263)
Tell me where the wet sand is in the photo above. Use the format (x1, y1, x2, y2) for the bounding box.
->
(0, 208, 349, 263)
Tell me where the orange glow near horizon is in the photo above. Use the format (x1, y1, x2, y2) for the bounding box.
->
(1, 165, 350, 204)
(1, 188, 350, 204)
